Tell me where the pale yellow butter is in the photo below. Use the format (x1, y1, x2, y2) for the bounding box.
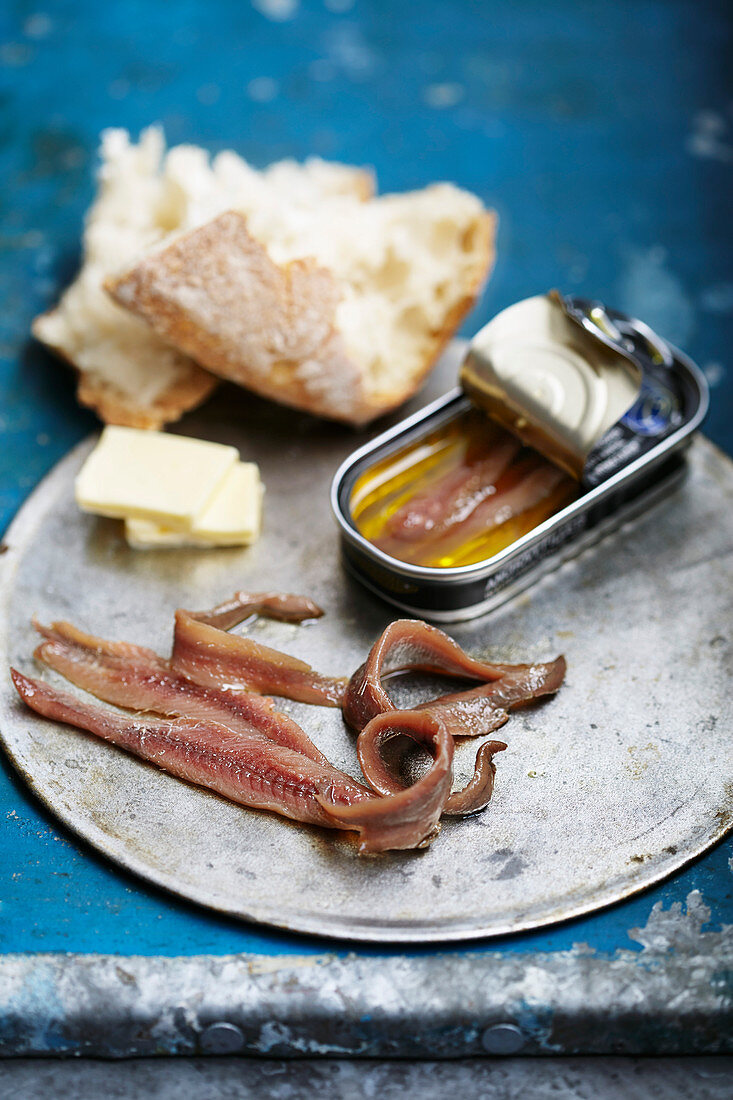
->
(123, 520, 217, 549)
(190, 461, 263, 543)
(75, 426, 238, 529)
(124, 462, 264, 549)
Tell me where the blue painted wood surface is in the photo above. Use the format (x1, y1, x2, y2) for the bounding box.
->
(0, 0, 731, 957)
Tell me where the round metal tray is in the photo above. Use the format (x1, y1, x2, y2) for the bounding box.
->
(1, 357, 732, 943)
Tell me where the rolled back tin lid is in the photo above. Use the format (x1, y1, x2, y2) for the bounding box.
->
(460, 291, 650, 481)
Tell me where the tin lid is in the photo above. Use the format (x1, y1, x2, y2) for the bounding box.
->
(459, 292, 643, 480)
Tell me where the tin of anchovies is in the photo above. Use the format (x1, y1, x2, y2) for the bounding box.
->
(331, 296, 709, 622)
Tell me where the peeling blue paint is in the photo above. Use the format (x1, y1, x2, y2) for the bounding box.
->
(0, 889, 729, 1056)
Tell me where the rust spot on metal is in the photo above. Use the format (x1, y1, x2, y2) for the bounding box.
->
(712, 782, 733, 834)
(114, 966, 137, 986)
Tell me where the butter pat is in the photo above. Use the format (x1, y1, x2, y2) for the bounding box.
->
(124, 520, 217, 549)
(190, 461, 263, 543)
(75, 427, 238, 529)
(124, 462, 264, 549)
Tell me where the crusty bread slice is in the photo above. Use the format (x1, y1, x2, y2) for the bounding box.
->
(32, 128, 375, 428)
(108, 185, 495, 425)
(109, 213, 367, 422)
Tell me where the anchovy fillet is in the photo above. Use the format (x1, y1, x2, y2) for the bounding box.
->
(321, 709, 454, 852)
(172, 610, 346, 706)
(11, 670, 369, 828)
(34, 632, 330, 765)
(185, 590, 324, 630)
(10, 593, 568, 853)
(343, 619, 548, 732)
(416, 657, 567, 738)
(384, 433, 521, 543)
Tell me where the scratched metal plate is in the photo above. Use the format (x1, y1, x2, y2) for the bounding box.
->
(1, 349, 732, 943)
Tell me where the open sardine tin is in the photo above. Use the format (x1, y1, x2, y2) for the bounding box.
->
(332, 293, 709, 622)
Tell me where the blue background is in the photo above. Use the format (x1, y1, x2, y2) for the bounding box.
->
(0, 0, 731, 958)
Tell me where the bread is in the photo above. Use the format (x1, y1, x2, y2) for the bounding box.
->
(32, 128, 375, 428)
(109, 212, 368, 422)
(35, 127, 495, 427)
(109, 178, 496, 425)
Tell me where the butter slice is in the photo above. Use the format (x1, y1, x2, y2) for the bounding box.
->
(76, 427, 238, 529)
(190, 461, 263, 542)
(124, 521, 216, 549)
(125, 462, 264, 549)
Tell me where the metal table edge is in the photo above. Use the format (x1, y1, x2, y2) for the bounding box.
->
(0, 928, 731, 1058)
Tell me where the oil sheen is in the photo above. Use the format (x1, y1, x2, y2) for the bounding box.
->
(350, 409, 578, 568)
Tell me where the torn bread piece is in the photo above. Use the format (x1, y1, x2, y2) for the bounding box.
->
(125, 461, 264, 548)
(110, 213, 364, 422)
(109, 189, 495, 425)
(33, 127, 375, 428)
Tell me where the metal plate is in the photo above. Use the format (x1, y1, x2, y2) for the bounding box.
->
(1, 351, 732, 943)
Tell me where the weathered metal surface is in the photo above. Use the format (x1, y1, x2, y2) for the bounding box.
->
(3, 1056, 733, 1100)
(0, 347, 732, 943)
(0, 889, 730, 1057)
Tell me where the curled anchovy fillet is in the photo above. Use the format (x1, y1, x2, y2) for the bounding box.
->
(171, 610, 346, 706)
(356, 712, 506, 819)
(320, 709, 454, 853)
(185, 591, 324, 630)
(443, 740, 507, 816)
(11, 670, 371, 828)
(34, 632, 330, 765)
(343, 621, 564, 823)
(342, 619, 552, 732)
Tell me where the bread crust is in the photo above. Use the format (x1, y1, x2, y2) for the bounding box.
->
(108, 208, 497, 425)
(75, 360, 218, 429)
(343, 168, 374, 203)
(108, 212, 370, 423)
(31, 312, 218, 429)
